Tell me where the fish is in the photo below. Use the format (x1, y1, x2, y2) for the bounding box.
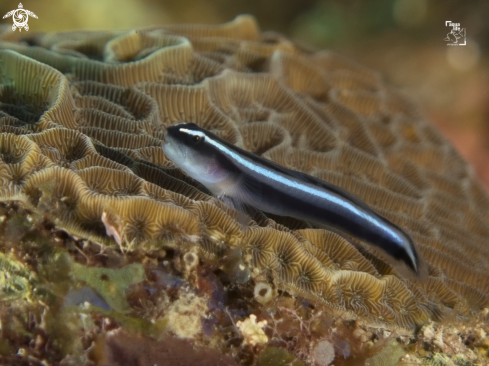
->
(163, 122, 426, 278)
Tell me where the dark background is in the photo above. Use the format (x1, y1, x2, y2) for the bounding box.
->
(1, 0, 488, 189)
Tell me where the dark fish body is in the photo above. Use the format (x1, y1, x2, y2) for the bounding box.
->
(163, 122, 424, 277)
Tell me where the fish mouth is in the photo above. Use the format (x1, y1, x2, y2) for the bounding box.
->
(162, 133, 187, 162)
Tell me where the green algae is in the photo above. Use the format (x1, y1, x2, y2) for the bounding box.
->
(365, 339, 405, 366)
(422, 353, 479, 366)
(258, 346, 306, 366)
(71, 262, 146, 313)
(0, 251, 33, 301)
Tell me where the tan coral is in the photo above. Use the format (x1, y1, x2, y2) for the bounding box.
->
(77, 167, 145, 197)
(72, 80, 161, 135)
(0, 50, 77, 130)
(0, 15, 489, 331)
(27, 128, 98, 168)
(0, 133, 54, 199)
(236, 314, 269, 346)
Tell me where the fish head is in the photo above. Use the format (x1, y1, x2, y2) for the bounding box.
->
(163, 122, 234, 192)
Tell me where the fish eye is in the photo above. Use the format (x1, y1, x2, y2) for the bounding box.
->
(192, 135, 203, 143)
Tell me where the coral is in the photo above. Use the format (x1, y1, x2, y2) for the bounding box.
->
(237, 314, 269, 346)
(254, 282, 274, 304)
(417, 319, 486, 362)
(163, 291, 208, 339)
(312, 340, 335, 366)
(0, 14, 488, 366)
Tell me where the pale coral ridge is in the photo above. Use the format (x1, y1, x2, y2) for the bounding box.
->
(0, 15, 488, 329)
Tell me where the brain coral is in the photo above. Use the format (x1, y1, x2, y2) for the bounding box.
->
(0, 15, 488, 350)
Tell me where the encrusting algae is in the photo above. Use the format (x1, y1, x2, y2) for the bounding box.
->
(0, 15, 488, 365)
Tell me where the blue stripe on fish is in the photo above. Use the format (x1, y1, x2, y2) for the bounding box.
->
(163, 122, 425, 278)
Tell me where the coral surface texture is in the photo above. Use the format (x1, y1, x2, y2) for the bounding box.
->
(0, 15, 488, 366)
